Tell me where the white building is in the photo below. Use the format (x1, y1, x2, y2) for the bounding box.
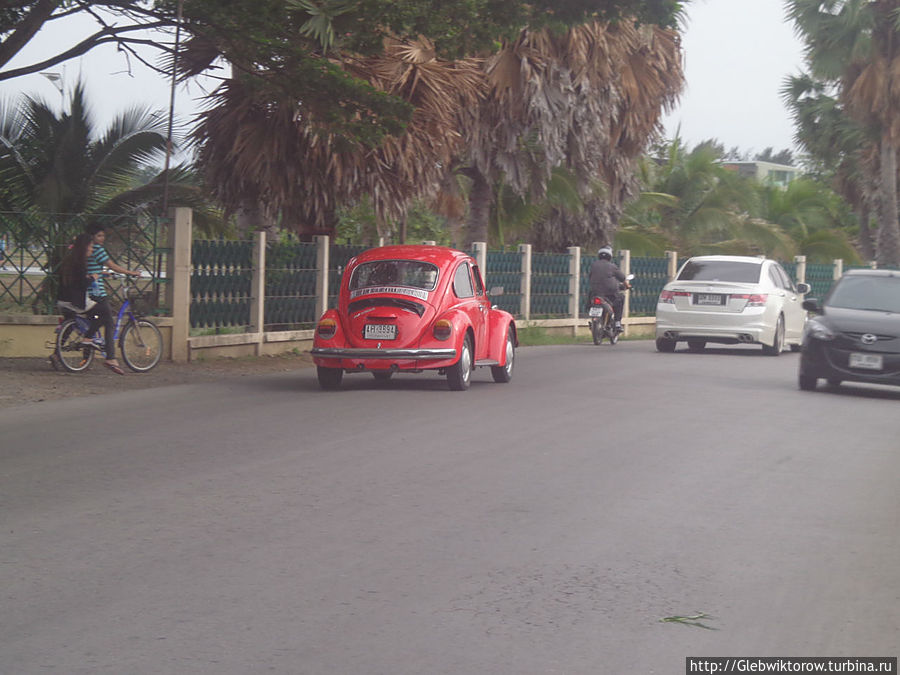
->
(722, 161, 801, 189)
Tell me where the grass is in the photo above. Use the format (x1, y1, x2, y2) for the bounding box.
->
(516, 323, 648, 346)
(516, 324, 581, 346)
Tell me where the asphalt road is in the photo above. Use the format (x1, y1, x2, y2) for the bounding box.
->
(2, 341, 898, 674)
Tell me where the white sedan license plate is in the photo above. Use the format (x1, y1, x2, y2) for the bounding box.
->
(695, 293, 725, 306)
(364, 323, 397, 340)
(849, 352, 883, 370)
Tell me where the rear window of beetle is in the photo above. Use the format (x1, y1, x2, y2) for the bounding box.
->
(350, 260, 439, 291)
(678, 260, 762, 283)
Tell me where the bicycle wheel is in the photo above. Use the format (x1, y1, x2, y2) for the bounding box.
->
(120, 319, 163, 372)
(55, 318, 95, 373)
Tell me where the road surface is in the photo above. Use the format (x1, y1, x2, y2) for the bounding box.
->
(2, 341, 897, 674)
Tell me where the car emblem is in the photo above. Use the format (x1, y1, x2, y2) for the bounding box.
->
(377, 342, 382, 349)
(861, 333, 878, 345)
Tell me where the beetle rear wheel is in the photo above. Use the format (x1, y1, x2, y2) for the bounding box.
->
(447, 334, 473, 391)
(317, 366, 344, 390)
(120, 319, 163, 372)
(55, 319, 95, 373)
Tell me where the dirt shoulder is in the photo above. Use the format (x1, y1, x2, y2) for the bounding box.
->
(1, 352, 316, 409)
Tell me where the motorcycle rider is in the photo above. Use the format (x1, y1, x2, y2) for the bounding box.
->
(588, 245, 630, 332)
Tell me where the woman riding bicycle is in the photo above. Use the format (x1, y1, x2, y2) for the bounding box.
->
(83, 223, 142, 374)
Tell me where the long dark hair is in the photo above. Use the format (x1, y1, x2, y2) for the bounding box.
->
(58, 233, 92, 288)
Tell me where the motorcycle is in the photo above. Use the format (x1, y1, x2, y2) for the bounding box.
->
(589, 274, 634, 345)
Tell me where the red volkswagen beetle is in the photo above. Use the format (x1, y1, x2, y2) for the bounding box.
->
(311, 245, 517, 390)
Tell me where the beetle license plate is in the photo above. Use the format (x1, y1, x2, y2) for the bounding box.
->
(849, 352, 883, 370)
(364, 324, 397, 340)
(695, 293, 725, 306)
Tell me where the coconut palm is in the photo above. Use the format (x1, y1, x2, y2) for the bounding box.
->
(759, 176, 861, 263)
(619, 139, 798, 259)
(787, 0, 900, 266)
(0, 82, 226, 311)
(0, 81, 225, 232)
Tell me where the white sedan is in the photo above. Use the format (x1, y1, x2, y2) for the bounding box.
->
(655, 255, 810, 355)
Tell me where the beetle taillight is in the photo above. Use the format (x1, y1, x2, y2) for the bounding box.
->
(433, 319, 452, 341)
(316, 318, 337, 339)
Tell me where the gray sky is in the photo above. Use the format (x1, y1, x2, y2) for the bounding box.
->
(1, 1, 807, 157)
(662, 0, 807, 155)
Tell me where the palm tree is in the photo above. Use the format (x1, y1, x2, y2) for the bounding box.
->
(782, 72, 878, 259)
(0, 82, 224, 311)
(464, 20, 684, 250)
(760, 177, 861, 263)
(787, 0, 900, 266)
(193, 37, 485, 239)
(620, 139, 797, 258)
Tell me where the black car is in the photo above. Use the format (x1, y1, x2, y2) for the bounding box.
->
(798, 269, 900, 391)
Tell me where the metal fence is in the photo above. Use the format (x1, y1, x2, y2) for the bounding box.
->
(6, 215, 889, 330)
(0, 212, 167, 315)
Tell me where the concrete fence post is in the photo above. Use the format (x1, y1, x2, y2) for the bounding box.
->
(167, 207, 192, 363)
(794, 255, 806, 286)
(249, 231, 266, 353)
(472, 241, 487, 278)
(833, 258, 843, 280)
(519, 243, 532, 321)
(315, 235, 330, 319)
(568, 247, 581, 326)
(620, 248, 632, 325)
(665, 250, 678, 281)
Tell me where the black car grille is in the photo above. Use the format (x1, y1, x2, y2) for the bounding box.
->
(840, 331, 897, 348)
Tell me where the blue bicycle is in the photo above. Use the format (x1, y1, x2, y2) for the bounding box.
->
(51, 273, 163, 373)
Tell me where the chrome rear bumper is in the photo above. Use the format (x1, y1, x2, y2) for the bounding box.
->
(311, 347, 457, 359)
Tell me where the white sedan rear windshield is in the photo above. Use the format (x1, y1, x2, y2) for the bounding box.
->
(827, 276, 900, 313)
(350, 260, 439, 291)
(678, 260, 761, 283)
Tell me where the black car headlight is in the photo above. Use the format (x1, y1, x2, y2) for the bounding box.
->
(803, 319, 836, 341)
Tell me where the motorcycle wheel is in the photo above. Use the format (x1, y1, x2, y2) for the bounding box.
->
(591, 319, 602, 345)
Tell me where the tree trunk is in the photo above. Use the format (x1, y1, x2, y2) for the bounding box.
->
(465, 169, 491, 246)
(877, 135, 900, 267)
(857, 204, 874, 261)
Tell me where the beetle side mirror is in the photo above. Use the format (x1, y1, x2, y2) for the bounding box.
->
(797, 282, 810, 294)
(489, 286, 504, 296)
(802, 298, 821, 312)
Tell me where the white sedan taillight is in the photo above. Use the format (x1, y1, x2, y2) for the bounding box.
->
(659, 290, 690, 303)
(732, 293, 768, 307)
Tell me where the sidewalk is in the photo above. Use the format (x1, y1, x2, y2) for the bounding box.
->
(0, 352, 315, 409)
